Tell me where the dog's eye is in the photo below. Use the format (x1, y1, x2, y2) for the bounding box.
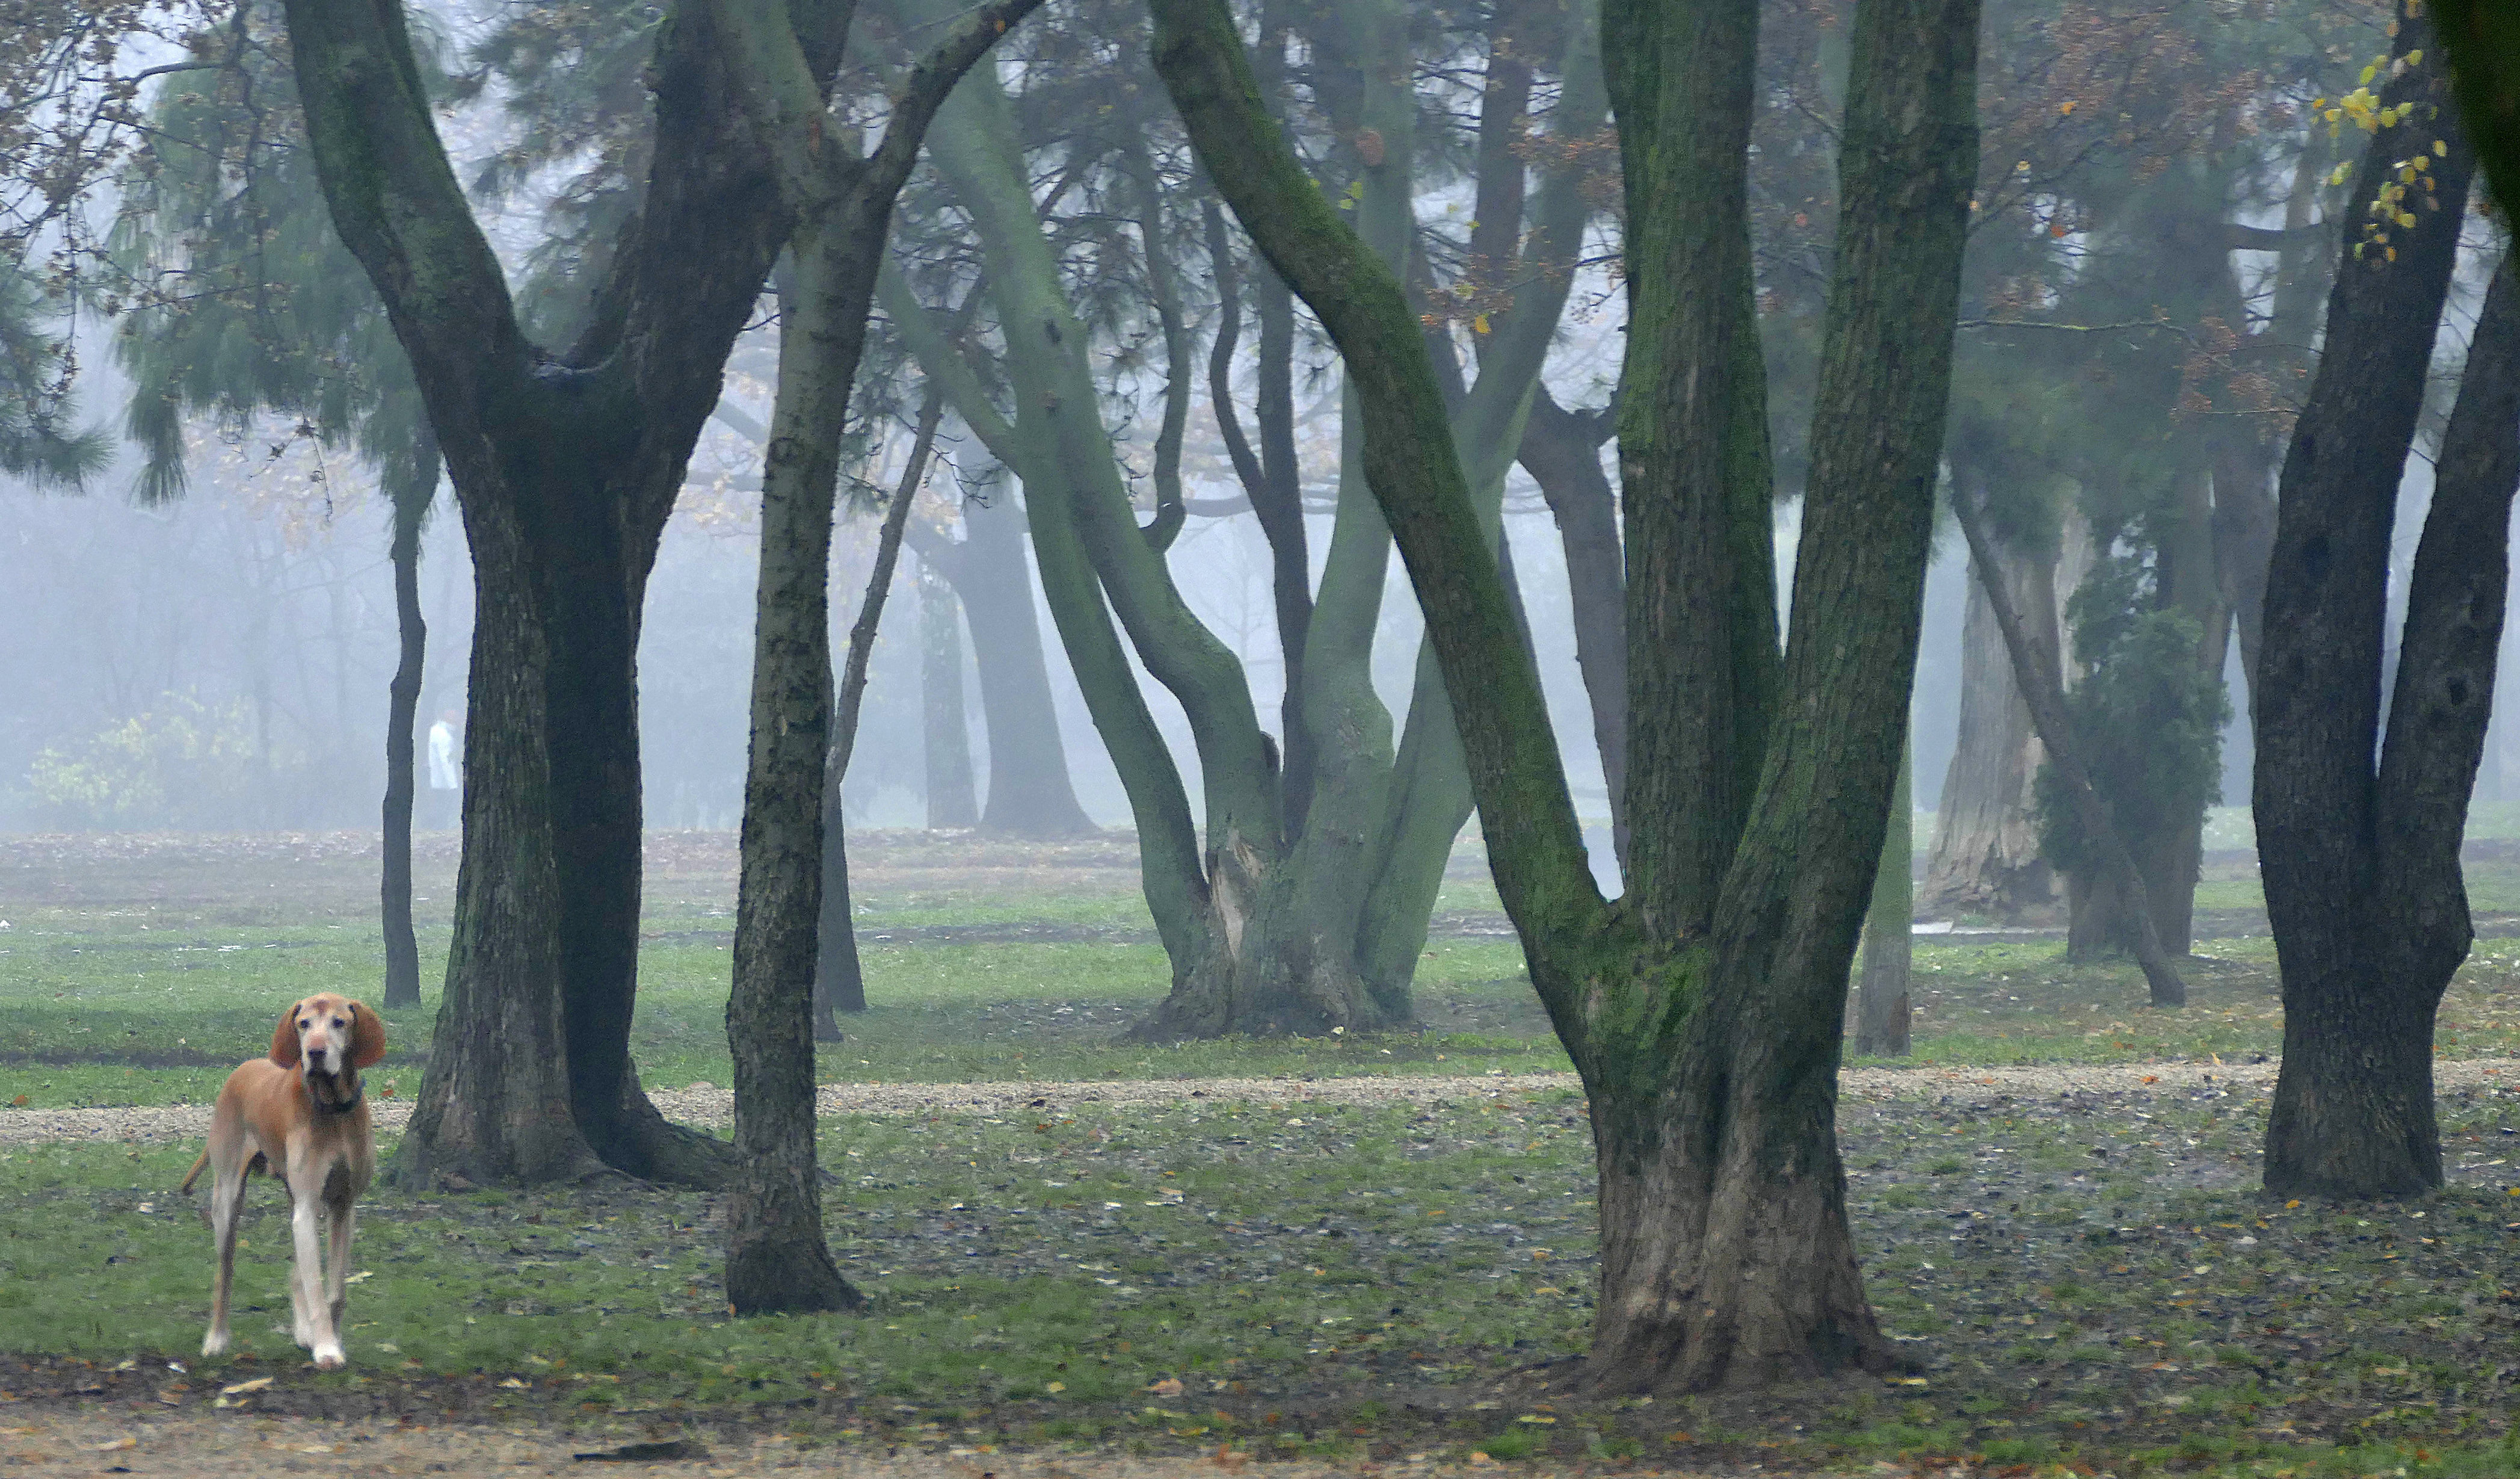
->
(332, 1018, 345, 1028)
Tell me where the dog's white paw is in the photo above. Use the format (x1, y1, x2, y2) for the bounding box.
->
(312, 1343, 345, 1371)
(200, 1330, 229, 1357)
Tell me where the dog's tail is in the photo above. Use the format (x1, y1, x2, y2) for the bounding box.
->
(177, 1148, 209, 1197)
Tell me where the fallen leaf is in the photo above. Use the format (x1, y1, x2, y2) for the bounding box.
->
(1148, 1377, 1185, 1397)
(219, 1378, 273, 1397)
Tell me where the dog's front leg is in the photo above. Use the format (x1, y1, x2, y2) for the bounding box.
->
(324, 1197, 356, 1338)
(286, 1182, 343, 1369)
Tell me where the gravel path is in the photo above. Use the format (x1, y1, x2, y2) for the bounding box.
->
(10, 1057, 2519, 1149)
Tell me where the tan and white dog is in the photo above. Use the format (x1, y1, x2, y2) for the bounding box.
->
(178, 993, 384, 1369)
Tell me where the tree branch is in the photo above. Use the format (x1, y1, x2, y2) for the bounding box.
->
(834, 383, 947, 778)
(863, 0, 1053, 203)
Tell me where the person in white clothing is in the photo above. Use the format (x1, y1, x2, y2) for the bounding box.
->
(427, 709, 461, 829)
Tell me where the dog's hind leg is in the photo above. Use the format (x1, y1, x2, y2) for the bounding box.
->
(203, 1163, 245, 1357)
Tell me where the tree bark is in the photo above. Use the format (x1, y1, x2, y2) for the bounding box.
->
(2258, 12, 2497, 1197)
(1151, 0, 1979, 1390)
(1920, 534, 2057, 923)
(379, 425, 437, 1011)
(918, 561, 980, 829)
(1952, 474, 2187, 1006)
(1855, 736, 1912, 1056)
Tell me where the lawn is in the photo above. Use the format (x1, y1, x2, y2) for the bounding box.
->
(7, 829, 2520, 1475)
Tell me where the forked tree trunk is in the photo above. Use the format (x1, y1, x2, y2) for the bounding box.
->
(1920, 536, 2056, 922)
(919, 563, 980, 829)
(1152, 0, 1977, 1390)
(284, 0, 833, 1192)
(380, 431, 436, 1011)
(2258, 25, 2505, 1196)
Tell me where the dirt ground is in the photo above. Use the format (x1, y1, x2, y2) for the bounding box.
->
(0, 1408, 1758, 1478)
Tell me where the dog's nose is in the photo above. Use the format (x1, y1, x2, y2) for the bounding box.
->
(305, 1045, 328, 1065)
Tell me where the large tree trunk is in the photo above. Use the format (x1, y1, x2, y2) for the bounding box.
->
(1919, 536, 2056, 922)
(726, 227, 866, 1315)
(1152, 0, 1977, 1389)
(919, 561, 980, 829)
(2258, 18, 2501, 1196)
(715, 0, 1028, 1312)
(282, 0, 827, 1191)
(379, 428, 436, 1011)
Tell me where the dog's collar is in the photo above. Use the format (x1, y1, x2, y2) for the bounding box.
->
(307, 1075, 362, 1117)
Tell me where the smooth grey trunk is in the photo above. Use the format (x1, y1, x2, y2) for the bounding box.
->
(1919, 535, 2056, 923)
(919, 561, 980, 829)
(917, 490, 1100, 838)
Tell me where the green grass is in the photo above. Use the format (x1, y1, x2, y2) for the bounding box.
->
(11, 830, 2520, 1471)
(12, 1078, 2520, 1469)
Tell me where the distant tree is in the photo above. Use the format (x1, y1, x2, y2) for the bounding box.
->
(2255, 2, 2517, 1198)
(886, 0, 1604, 1036)
(916, 560, 979, 829)
(108, 8, 440, 1008)
(1153, 0, 1980, 1389)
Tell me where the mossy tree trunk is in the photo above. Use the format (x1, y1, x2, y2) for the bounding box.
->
(282, 0, 825, 1190)
(2257, 11, 2509, 1199)
(876, 0, 1599, 1037)
(1151, 0, 1979, 1390)
(710, 0, 1038, 1314)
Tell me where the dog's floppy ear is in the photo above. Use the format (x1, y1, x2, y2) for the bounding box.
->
(270, 1002, 304, 1067)
(345, 1000, 386, 1069)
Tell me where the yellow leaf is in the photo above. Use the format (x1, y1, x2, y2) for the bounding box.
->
(1471, 314, 1491, 335)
